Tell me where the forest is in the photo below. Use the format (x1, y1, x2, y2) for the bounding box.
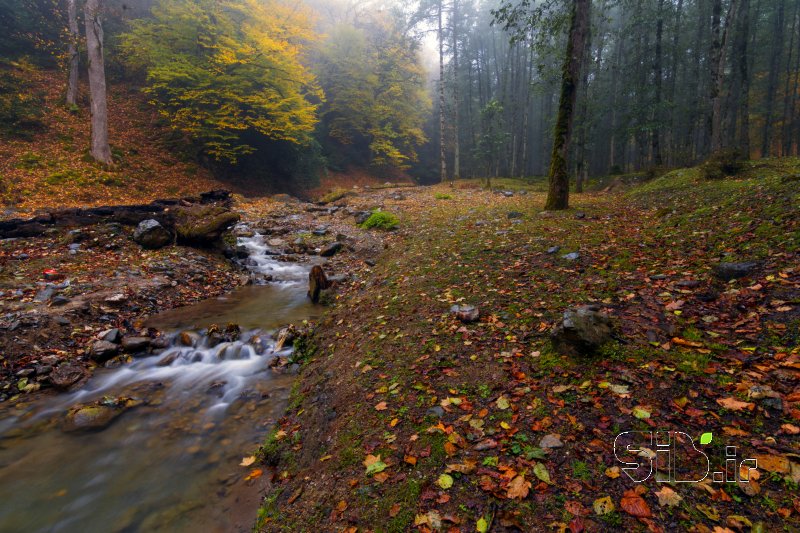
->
(0, 0, 798, 532)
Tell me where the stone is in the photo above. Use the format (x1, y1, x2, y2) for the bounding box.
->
(34, 287, 54, 302)
(50, 295, 70, 306)
(308, 265, 330, 303)
(354, 211, 371, 225)
(174, 205, 240, 246)
(650, 274, 667, 280)
(121, 336, 151, 353)
(451, 304, 480, 323)
(133, 219, 173, 250)
(272, 194, 300, 204)
(63, 398, 141, 433)
(34, 364, 53, 375)
(268, 238, 286, 247)
(312, 227, 328, 236)
(507, 211, 524, 219)
(547, 246, 561, 255)
(551, 305, 615, 356)
(98, 328, 122, 343)
(713, 261, 759, 281)
(562, 252, 581, 261)
(179, 331, 200, 347)
(539, 434, 564, 448)
(90, 340, 120, 362)
(426, 406, 445, 418)
(320, 242, 343, 257)
(502, 191, 514, 197)
(49, 363, 89, 390)
(575, 212, 586, 219)
(675, 279, 701, 288)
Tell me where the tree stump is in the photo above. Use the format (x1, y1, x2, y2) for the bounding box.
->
(308, 265, 330, 303)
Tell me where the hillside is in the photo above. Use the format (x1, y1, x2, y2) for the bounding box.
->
(0, 64, 226, 217)
(255, 160, 800, 532)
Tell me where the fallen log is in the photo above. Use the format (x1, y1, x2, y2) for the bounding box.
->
(0, 190, 232, 239)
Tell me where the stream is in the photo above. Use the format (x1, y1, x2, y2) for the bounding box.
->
(0, 230, 319, 532)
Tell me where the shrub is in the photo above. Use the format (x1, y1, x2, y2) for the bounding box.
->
(435, 192, 452, 200)
(701, 149, 745, 180)
(318, 188, 350, 204)
(360, 210, 399, 230)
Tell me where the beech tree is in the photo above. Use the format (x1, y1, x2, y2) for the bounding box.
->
(84, 0, 112, 164)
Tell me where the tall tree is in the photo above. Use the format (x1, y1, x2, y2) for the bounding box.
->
(438, 0, 448, 182)
(452, 0, 461, 181)
(545, 0, 590, 210)
(84, 0, 112, 164)
(735, 0, 751, 156)
(652, 0, 664, 166)
(66, 0, 79, 106)
(762, 0, 786, 157)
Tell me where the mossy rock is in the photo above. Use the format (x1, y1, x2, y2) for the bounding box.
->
(173, 205, 240, 245)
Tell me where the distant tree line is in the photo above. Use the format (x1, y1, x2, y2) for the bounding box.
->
(426, 0, 800, 184)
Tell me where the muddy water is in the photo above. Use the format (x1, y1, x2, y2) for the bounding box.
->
(0, 232, 318, 532)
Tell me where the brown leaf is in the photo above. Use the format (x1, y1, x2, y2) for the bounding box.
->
(716, 397, 755, 411)
(506, 475, 531, 499)
(654, 486, 683, 507)
(620, 489, 652, 518)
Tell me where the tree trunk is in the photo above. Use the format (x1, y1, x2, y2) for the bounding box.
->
(711, 0, 738, 153)
(651, 0, 664, 167)
(736, 0, 751, 157)
(707, 0, 723, 156)
(66, 0, 80, 106)
(84, 0, 112, 165)
(452, 0, 460, 182)
(438, 0, 447, 183)
(762, 0, 786, 157)
(781, 0, 799, 155)
(545, 0, 590, 211)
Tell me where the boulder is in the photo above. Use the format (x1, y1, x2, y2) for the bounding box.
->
(507, 211, 524, 219)
(713, 261, 759, 281)
(89, 340, 120, 362)
(562, 252, 581, 261)
(451, 304, 480, 323)
(121, 336, 151, 353)
(133, 219, 173, 249)
(98, 328, 122, 343)
(63, 397, 141, 433)
(551, 305, 615, 356)
(174, 205, 240, 246)
(308, 265, 330, 303)
(354, 211, 372, 225)
(320, 242, 343, 257)
(49, 364, 89, 390)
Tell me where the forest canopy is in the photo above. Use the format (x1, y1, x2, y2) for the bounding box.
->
(2, 0, 800, 189)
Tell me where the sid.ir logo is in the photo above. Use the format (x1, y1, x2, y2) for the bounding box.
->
(613, 431, 757, 483)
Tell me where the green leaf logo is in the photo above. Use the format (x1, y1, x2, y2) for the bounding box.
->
(699, 432, 713, 445)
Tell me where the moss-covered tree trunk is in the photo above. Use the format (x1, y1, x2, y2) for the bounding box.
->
(545, 0, 590, 211)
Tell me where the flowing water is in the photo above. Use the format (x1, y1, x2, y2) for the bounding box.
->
(0, 231, 319, 532)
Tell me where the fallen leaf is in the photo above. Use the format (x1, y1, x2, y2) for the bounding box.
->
(244, 468, 263, 481)
(239, 456, 256, 467)
(593, 496, 615, 516)
(620, 489, 652, 517)
(632, 406, 651, 419)
(363, 454, 387, 475)
(496, 396, 510, 410)
(716, 397, 755, 411)
(506, 474, 531, 499)
(655, 486, 683, 507)
(437, 473, 454, 489)
(604, 466, 621, 479)
(532, 462, 551, 484)
(374, 401, 388, 411)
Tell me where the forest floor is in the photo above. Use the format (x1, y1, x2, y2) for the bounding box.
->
(255, 159, 800, 532)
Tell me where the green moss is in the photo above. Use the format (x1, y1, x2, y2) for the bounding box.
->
(360, 211, 399, 230)
(435, 192, 453, 200)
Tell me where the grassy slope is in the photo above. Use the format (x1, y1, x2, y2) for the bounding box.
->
(0, 65, 225, 217)
(256, 159, 799, 531)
